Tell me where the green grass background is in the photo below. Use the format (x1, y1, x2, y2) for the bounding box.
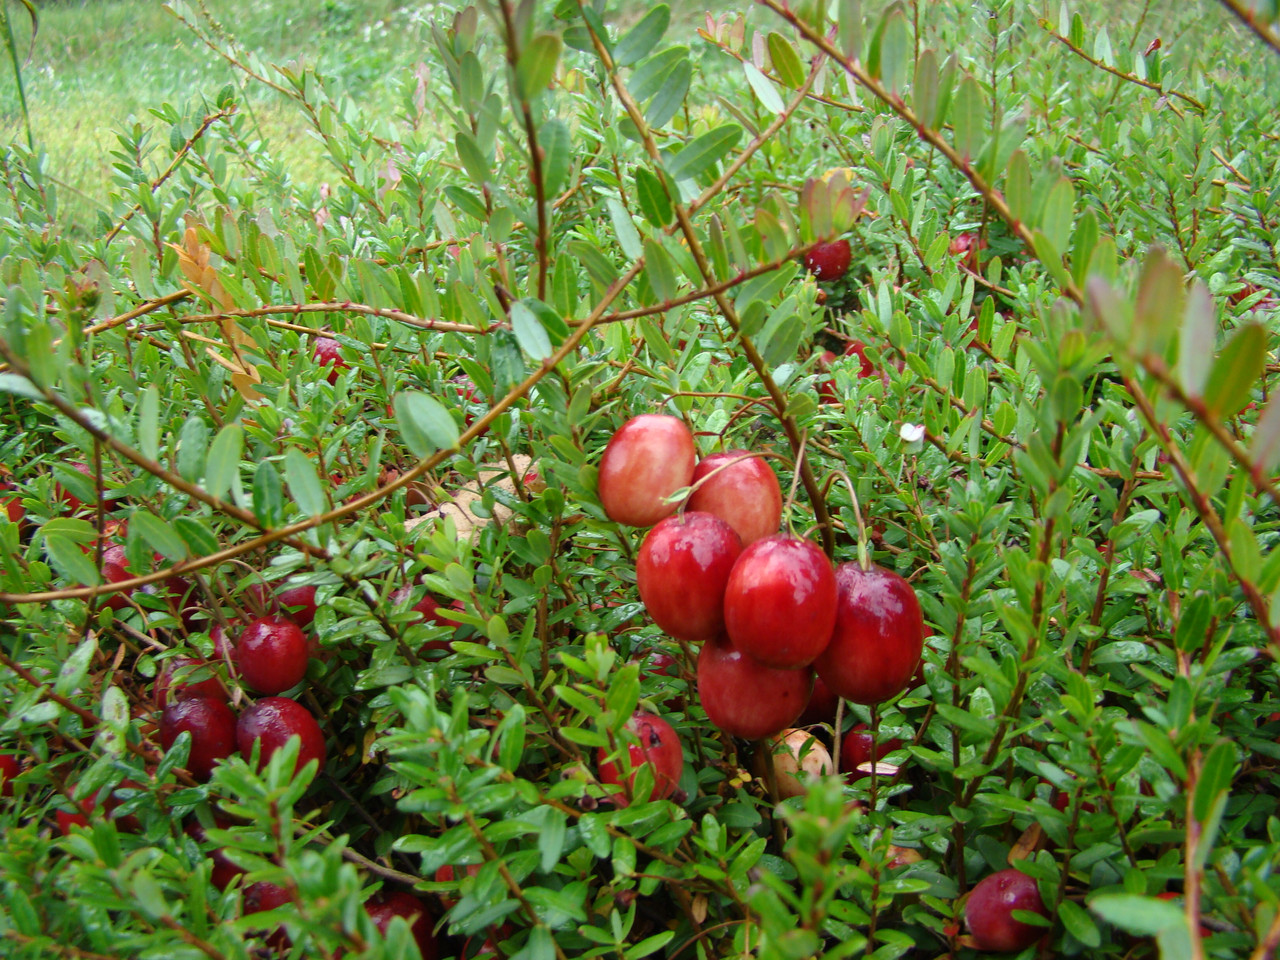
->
(0, 0, 730, 226)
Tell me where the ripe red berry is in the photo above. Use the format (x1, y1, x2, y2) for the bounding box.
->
(185, 814, 248, 891)
(636, 511, 742, 643)
(276, 584, 318, 629)
(99, 544, 133, 612)
(840, 724, 903, 781)
(804, 239, 852, 281)
(154, 656, 227, 707)
(597, 710, 685, 807)
(597, 414, 696, 527)
(244, 881, 294, 952)
(0, 753, 18, 797)
(160, 696, 238, 781)
(434, 863, 483, 910)
(964, 868, 1049, 952)
(723, 535, 838, 670)
(686, 451, 783, 546)
(236, 697, 326, 777)
(313, 336, 348, 384)
(697, 634, 814, 740)
(235, 615, 310, 695)
(814, 563, 925, 705)
(795, 674, 840, 727)
(365, 890, 439, 960)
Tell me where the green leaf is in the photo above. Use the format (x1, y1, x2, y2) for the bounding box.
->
(630, 46, 688, 102)
(516, 33, 561, 99)
(614, 5, 668, 66)
(1251, 395, 1280, 475)
(1203, 322, 1265, 417)
(56, 634, 98, 697)
(1178, 279, 1216, 397)
(644, 239, 678, 303)
(46, 534, 99, 587)
(767, 32, 805, 88)
(131, 870, 168, 921)
(205, 424, 242, 502)
(177, 416, 209, 484)
(607, 198, 642, 260)
(878, 7, 910, 94)
(0, 372, 41, 400)
(1058, 898, 1101, 948)
(913, 48, 939, 127)
(395, 391, 461, 457)
(455, 130, 490, 188)
(952, 74, 985, 161)
(1039, 178, 1075, 260)
(540, 118, 571, 197)
(252, 460, 284, 527)
(284, 448, 327, 518)
(1090, 893, 1182, 936)
(137, 387, 159, 462)
(1193, 740, 1238, 822)
(510, 299, 554, 361)
(173, 516, 219, 557)
(634, 167, 673, 227)
(537, 809, 567, 872)
(743, 61, 785, 114)
(1005, 150, 1032, 224)
(644, 58, 691, 128)
(1133, 245, 1185, 355)
(665, 124, 743, 181)
(132, 511, 188, 561)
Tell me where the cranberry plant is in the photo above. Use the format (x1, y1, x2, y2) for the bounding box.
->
(0, 1, 1277, 958)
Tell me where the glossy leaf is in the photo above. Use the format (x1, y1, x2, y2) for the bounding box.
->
(284, 448, 327, 518)
(516, 33, 562, 99)
(614, 5, 668, 66)
(132, 511, 187, 561)
(1203, 322, 1264, 417)
(665, 124, 743, 181)
(395, 391, 462, 457)
(743, 62, 785, 114)
(767, 33, 805, 88)
(205, 424, 242, 502)
(952, 74, 985, 161)
(252, 460, 284, 528)
(511, 299, 553, 361)
(1178, 278, 1215, 397)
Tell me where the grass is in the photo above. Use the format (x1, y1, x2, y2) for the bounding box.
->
(0, 0, 734, 230)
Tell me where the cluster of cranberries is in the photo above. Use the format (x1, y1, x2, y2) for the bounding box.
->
(598, 414, 926, 748)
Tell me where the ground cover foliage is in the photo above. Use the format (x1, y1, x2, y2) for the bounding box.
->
(0, 0, 1278, 958)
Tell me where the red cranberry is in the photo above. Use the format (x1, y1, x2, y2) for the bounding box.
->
(839, 724, 903, 781)
(236, 697, 326, 777)
(804, 239, 852, 281)
(244, 881, 294, 952)
(434, 863, 483, 910)
(964, 868, 1049, 953)
(365, 890, 439, 960)
(160, 697, 238, 781)
(155, 656, 227, 707)
(276, 584, 318, 629)
(235, 616, 310, 694)
(313, 336, 349, 384)
(185, 815, 247, 891)
(596, 710, 685, 806)
(0, 753, 18, 797)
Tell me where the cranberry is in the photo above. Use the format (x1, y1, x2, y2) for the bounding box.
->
(795, 674, 840, 727)
(236, 697, 326, 777)
(276, 584, 318, 629)
(840, 724, 903, 781)
(813, 563, 924, 705)
(636, 511, 742, 643)
(686, 450, 783, 546)
(365, 889, 439, 960)
(244, 881, 294, 952)
(722, 535, 838, 670)
(235, 615, 310, 694)
(313, 336, 349, 384)
(697, 634, 814, 740)
(964, 868, 1049, 953)
(155, 656, 227, 707)
(160, 697, 238, 781)
(597, 710, 685, 806)
(596, 415, 696, 527)
(804, 239, 852, 281)
(0, 753, 18, 797)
